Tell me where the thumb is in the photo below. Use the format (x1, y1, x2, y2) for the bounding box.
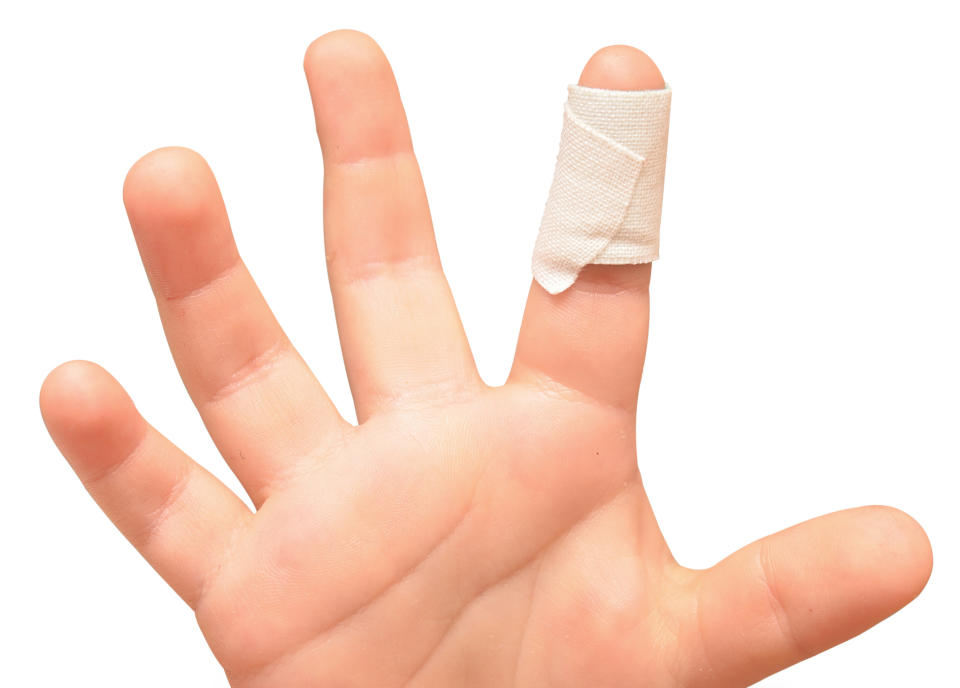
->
(688, 505, 932, 686)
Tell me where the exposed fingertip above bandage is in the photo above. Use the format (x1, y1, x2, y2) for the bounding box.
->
(532, 49, 671, 295)
(579, 45, 665, 92)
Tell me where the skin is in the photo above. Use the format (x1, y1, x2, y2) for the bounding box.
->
(38, 30, 932, 688)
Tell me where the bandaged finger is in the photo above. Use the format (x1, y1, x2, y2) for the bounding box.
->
(532, 84, 672, 294)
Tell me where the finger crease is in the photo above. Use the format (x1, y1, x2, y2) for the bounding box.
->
(327, 250, 443, 288)
(135, 459, 195, 553)
(757, 541, 807, 658)
(81, 423, 151, 488)
(201, 336, 291, 408)
(160, 256, 244, 304)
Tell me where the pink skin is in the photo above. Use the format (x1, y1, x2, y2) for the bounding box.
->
(39, 30, 932, 688)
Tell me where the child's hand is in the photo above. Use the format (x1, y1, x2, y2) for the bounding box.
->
(39, 30, 931, 687)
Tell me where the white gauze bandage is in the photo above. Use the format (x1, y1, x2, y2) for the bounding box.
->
(532, 83, 672, 294)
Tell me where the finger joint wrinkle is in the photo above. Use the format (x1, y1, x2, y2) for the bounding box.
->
(757, 540, 808, 658)
(201, 335, 292, 408)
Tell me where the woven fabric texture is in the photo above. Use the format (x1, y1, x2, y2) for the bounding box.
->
(532, 83, 672, 294)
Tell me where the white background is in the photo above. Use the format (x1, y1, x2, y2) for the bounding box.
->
(2, 0, 957, 685)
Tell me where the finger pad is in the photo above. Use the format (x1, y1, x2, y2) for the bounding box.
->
(40, 361, 145, 481)
(303, 30, 411, 162)
(123, 146, 238, 299)
(837, 506, 933, 611)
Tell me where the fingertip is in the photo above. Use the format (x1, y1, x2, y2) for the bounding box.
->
(303, 28, 385, 77)
(856, 505, 934, 602)
(39, 360, 145, 478)
(579, 45, 665, 91)
(122, 146, 218, 222)
(40, 360, 113, 426)
(121, 146, 238, 300)
(302, 28, 409, 163)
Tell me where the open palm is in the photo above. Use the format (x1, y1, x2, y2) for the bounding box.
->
(39, 30, 932, 687)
